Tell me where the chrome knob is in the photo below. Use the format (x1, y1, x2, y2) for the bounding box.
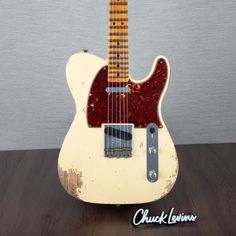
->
(148, 146, 157, 155)
(148, 170, 157, 182)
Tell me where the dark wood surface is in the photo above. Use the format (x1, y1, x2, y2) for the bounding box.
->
(0, 144, 235, 236)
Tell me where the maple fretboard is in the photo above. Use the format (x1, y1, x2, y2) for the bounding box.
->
(108, 0, 129, 83)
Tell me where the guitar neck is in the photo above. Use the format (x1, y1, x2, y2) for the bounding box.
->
(108, 0, 129, 83)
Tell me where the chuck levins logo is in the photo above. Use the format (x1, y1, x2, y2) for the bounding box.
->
(133, 208, 197, 226)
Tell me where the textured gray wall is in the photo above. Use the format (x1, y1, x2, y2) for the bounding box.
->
(0, 0, 236, 150)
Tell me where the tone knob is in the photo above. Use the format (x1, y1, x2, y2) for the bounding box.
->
(148, 170, 157, 182)
(148, 146, 157, 155)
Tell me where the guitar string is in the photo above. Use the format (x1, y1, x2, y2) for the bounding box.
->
(110, 0, 114, 157)
(115, 0, 119, 156)
(127, 0, 129, 156)
(124, 0, 128, 156)
(114, 0, 120, 155)
(124, 1, 129, 157)
(120, 0, 126, 157)
(108, 0, 110, 157)
(122, 0, 126, 156)
(120, 0, 123, 156)
(111, 0, 115, 157)
(109, 0, 129, 157)
(115, 0, 118, 156)
(111, 0, 115, 155)
(107, 0, 110, 157)
(125, 0, 129, 156)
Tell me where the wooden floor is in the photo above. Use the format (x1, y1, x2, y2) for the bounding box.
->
(0, 144, 235, 236)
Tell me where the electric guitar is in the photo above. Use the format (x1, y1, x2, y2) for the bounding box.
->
(58, 0, 178, 204)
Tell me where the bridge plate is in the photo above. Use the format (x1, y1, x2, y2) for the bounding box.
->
(104, 124, 132, 158)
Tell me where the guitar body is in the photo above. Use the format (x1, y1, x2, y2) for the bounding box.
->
(58, 52, 178, 204)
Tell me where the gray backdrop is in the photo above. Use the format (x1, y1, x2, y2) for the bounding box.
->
(0, 0, 236, 150)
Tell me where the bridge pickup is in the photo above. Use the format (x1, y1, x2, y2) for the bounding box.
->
(104, 127, 132, 141)
(104, 124, 132, 158)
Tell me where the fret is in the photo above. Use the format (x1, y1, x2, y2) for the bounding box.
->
(109, 70, 129, 72)
(109, 65, 129, 68)
(109, 73, 129, 77)
(109, 10, 128, 14)
(109, 62, 128, 65)
(110, 2, 128, 6)
(109, 72, 128, 76)
(109, 70, 128, 73)
(109, 57, 129, 60)
(108, 74, 129, 78)
(109, 26, 128, 29)
(109, 77, 129, 81)
(109, 46, 128, 49)
(109, 33, 128, 36)
(109, 44, 128, 47)
(109, 76, 129, 79)
(109, 67, 129, 70)
(109, 34, 128, 39)
(109, 39, 128, 42)
(109, 18, 128, 21)
(109, 39, 128, 43)
(109, 51, 128, 55)
(108, 78, 129, 83)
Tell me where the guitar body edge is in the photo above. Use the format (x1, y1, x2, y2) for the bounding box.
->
(58, 52, 178, 204)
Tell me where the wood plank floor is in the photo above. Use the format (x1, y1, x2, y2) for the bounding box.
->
(0, 144, 235, 236)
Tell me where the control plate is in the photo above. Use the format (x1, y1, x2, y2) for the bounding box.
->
(146, 123, 159, 182)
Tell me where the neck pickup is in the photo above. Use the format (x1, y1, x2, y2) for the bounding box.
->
(106, 87, 130, 93)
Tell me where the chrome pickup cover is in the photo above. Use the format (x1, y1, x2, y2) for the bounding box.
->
(106, 87, 131, 93)
(104, 124, 132, 158)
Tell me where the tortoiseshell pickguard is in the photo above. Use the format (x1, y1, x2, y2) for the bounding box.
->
(87, 58, 168, 128)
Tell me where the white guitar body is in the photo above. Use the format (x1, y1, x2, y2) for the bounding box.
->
(58, 52, 178, 204)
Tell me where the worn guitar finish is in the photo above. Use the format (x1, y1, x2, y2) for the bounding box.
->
(88, 58, 168, 128)
(58, 0, 178, 204)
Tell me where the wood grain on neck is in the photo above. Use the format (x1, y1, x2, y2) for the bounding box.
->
(108, 0, 129, 83)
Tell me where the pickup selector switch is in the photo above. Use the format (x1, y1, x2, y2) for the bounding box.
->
(149, 127, 155, 134)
